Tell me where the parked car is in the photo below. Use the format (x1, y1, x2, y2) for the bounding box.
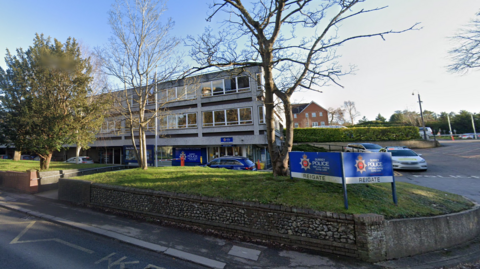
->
(205, 156, 256, 171)
(0, 154, 10, 159)
(65, 156, 94, 164)
(379, 147, 427, 171)
(459, 133, 479, 139)
(345, 143, 383, 153)
(418, 127, 433, 139)
(20, 155, 34, 160)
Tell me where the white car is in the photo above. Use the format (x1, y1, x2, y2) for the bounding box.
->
(419, 127, 433, 139)
(345, 143, 383, 153)
(380, 147, 427, 171)
(65, 156, 94, 164)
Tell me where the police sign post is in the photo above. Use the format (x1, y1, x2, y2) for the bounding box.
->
(289, 151, 397, 209)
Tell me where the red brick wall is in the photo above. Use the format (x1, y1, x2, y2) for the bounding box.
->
(293, 103, 329, 128)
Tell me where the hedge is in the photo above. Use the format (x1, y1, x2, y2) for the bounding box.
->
(291, 127, 421, 143)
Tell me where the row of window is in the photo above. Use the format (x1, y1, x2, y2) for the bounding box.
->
(100, 106, 272, 133)
(293, 112, 323, 118)
(137, 76, 252, 106)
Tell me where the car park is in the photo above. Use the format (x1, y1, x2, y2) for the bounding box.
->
(65, 156, 94, 164)
(205, 156, 256, 170)
(379, 147, 427, 171)
(0, 154, 10, 159)
(345, 143, 383, 153)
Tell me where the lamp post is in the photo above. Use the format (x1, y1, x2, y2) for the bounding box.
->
(412, 92, 427, 140)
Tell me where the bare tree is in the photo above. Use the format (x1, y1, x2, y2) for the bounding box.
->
(343, 101, 360, 125)
(97, 0, 181, 169)
(448, 10, 480, 73)
(327, 107, 345, 125)
(187, 0, 417, 176)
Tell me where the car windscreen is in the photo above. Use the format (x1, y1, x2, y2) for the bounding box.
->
(245, 160, 254, 166)
(390, 150, 418, 157)
(363, 144, 382, 149)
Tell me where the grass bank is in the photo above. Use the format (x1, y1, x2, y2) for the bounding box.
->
(0, 159, 111, 172)
(73, 167, 473, 219)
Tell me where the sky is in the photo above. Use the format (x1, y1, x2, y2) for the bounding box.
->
(1, 0, 479, 122)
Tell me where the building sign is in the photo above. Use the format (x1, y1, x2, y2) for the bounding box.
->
(289, 151, 397, 209)
(174, 148, 202, 163)
(290, 152, 343, 184)
(221, 137, 233, 143)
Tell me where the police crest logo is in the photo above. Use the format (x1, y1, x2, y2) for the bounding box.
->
(299, 154, 311, 171)
(180, 151, 186, 159)
(355, 155, 367, 174)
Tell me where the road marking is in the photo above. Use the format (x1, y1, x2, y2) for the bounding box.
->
(412, 175, 480, 179)
(95, 253, 140, 269)
(9, 220, 94, 254)
(144, 265, 166, 269)
(394, 171, 403, 176)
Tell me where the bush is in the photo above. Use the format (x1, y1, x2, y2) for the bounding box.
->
(291, 144, 327, 152)
(292, 127, 421, 142)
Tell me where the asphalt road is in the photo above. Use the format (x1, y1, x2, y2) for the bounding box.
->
(0, 207, 202, 269)
(395, 140, 480, 203)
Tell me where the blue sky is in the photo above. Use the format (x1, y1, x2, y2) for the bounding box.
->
(1, 0, 479, 122)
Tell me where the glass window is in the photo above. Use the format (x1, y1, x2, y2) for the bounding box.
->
(321, 121, 325, 126)
(320, 112, 323, 117)
(227, 109, 239, 125)
(312, 112, 316, 117)
(159, 116, 167, 129)
(187, 113, 197, 128)
(312, 122, 318, 127)
(294, 114, 297, 119)
(201, 82, 212, 96)
(177, 87, 187, 100)
(186, 85, 197, 99)
(294, 123, 299, 128)
(177, 114, 186, 128)
(167, 88, 176, 101)
(212, 80, 224, 96)
(305, 113, 309, 118)
(224, 78, 236, 94)
(259, 106, 265, 124)
(167, 115, 176, 129)
(237, 76, 250, 92)
(214, 110, 226, 126)
(203, 111, 214, 127)
(159, 89, 168, 103)
(239, 108, 252, 124)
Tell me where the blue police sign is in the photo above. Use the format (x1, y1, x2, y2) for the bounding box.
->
(289, 152, 343, 184)
(342, 152, 394, 184)
(221, 137, 233, 143)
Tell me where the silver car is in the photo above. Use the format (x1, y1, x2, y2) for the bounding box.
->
(345, 143, 383, 153)
(380, 147, 427, 171)
(65, 156, 94, 164)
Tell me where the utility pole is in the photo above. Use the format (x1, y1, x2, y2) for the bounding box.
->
(447, 114, 454, 141)
(413, 93, 427, 140)
(472, 113, 477, 140)
(154, 69, 158, 167)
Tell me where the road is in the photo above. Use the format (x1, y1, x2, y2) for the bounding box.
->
(0, 207, 202, 269)
(396, 140, 480, 203)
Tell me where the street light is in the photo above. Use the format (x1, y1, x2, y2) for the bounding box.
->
(412, 92, 427, 140)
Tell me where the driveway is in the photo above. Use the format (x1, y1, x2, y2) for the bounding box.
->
(395, 140, 480, 203)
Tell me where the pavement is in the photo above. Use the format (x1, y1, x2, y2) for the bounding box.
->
(0, 188, 479, 269)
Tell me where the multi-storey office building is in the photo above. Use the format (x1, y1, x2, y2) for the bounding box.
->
(60, 66, 283, 168)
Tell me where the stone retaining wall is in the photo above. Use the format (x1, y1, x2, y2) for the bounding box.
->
(58, 178, 480, 262)
(0, 170, 38, 193)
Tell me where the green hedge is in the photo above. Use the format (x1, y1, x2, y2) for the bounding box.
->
(292, 127, 421, 142)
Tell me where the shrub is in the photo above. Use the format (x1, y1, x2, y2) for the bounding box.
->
(292, 127, 421, 142)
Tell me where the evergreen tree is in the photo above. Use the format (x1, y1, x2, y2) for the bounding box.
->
(375, 113, 387, 122)
(0, 34, 98, 169)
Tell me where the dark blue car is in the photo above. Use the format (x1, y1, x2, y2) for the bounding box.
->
(205, 157, 257, 171)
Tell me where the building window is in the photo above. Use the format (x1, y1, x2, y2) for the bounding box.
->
(160, 113, 197, 129)
(312, 122, 318, 127)
(294, 114, 297, 119)
(204, 76, 251, 97)
(305, 113, 309, 118)
(312, 112, 316, 118)
(258, 106, 265, 124)
(321, 121, 325, 126)
(294, 123, 299, 128)
(101, 120, 121, 134)
(202, 108, 253, 127)
(320, 112, 323, 117)
(159, 86, 196, 102)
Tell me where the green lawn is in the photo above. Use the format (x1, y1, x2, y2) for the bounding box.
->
(73, 167, 473, 219)
(0, 159, 112, 172)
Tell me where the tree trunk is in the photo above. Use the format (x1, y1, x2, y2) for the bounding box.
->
(76, 145, 81, 164)
(13, 151, 21, 161)
(40, 153, 53, 170)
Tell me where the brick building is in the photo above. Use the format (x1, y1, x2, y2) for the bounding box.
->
(292, 101, 329, 128)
